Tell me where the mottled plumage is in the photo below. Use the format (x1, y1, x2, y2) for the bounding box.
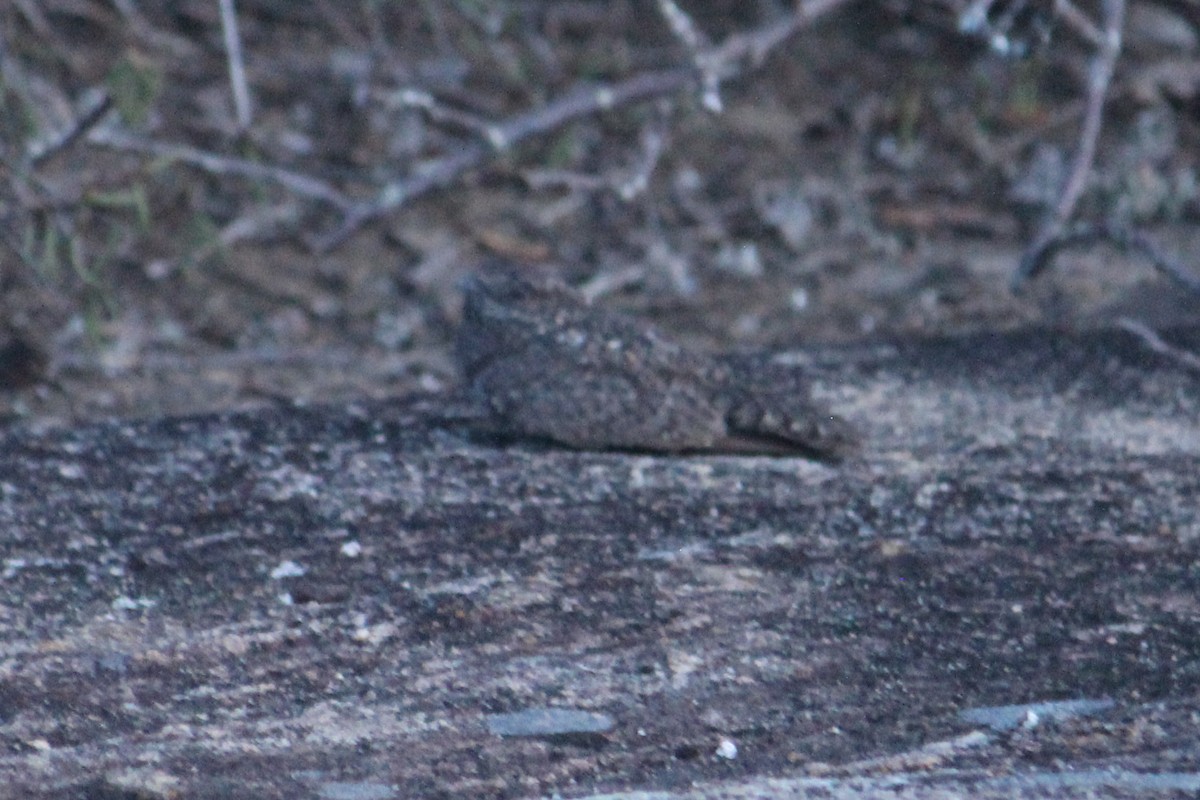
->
(455, 268, 858, 460)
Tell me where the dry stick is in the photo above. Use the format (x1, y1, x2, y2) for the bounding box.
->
(218, 0, 253, 130)
(310, 67, 694, 253)
(87, 126, 354, 211)
(656, 0, 721, 111)
(523, 102, 671, 200)
(109, 0, 201, 59)
(13, 0, 53, 38)
(960, 0, 1102, 49)
(387, 88, 498, 139)
(1053, 0, 1105, 47)
(1013, 0, 1126, 288)
(312, 0, 853, 253)
(657, 0, 708, 53)
(615, 115, 670, 201)
(28, 91, 113, 167)
(1118, 317, 1200, 375)
(1021, 221, 1200, 295)
(712, 0, 852, 69)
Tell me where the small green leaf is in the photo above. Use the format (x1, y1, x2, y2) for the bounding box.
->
(85, 185, 151, 230)
(106, 52, 163, 128)
(37, 221, 62, 280)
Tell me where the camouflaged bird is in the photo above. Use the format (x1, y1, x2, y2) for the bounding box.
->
(455, 267, 858, 460)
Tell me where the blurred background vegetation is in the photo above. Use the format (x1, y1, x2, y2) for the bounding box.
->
(1, 0, 1197, 422)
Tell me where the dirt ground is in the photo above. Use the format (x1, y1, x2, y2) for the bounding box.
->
(1, 1, 1199, 422)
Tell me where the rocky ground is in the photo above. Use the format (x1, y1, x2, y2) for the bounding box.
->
(2, 2, 1200, 798)
(3, 325, 1200, 798)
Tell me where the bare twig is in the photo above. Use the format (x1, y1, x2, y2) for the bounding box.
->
(1012, 220, 1200, 296)
(578, 266, 647, 303)
(28, 90, 113, 167)
(109, 0, 203, 59)
(958, 0, 1104, 55)
(711, 0, 853, 69)
(313, 0, 852, 251)
(523, 102, 672, 201)
(13, 0, 54, 38)
(382, 88, 498, 143)
(86, 127, 353, 211)
(475, 69, 692, 152)
(311, 67, 695, 252)
(657, 0, 708, 53)
(615, 115, 670, 201)
(1014, 0, 1127, 288)
(656, 0, 721, 111)
(1052, 0, 1105, 48)
(1046, 0, 1124, 223)
(1118, 318, 1200, 375)
(218, 0, 254, 130)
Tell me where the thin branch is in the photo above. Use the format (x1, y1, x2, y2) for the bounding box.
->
(1014, 0, 1126, 288)
(313, 0, 852, 252)
(13, 0, 54, 38)
(311, 68, 695, 252)
(1017, 221, 1200, 296)
(1052, 0, 1105, 48)
(959, 0, 1104, 55)
(28, 90, 113, 167)
(218, 0, 254, 130)
(1118, 318, 1200, 376)
(656, 0, 721, 111)
(711, 0, 853, 70)
(616, 114, 670, 201)
(86, 127, 354, 211)
(382, 88, 498, 141)
(489, 68, 693, 149)
(523, 102, 672, 201)
(1048, 0, 1124, 224)
(658, 0, 708, 53)
(109, 0, 204, 59)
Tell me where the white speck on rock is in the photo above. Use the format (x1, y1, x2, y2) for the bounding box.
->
(716, 738, 738, 759)
(112, 595, 156, 611)
(57, 463, 84, 480)
(271, 560, 306, 579)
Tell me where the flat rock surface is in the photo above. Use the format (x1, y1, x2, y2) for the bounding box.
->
(2, 325, 1199, 799)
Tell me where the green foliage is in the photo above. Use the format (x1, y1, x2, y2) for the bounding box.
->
(84, 186, 151, 230)
(24, 217, 66, 283)
(106, 52, 163, 128)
